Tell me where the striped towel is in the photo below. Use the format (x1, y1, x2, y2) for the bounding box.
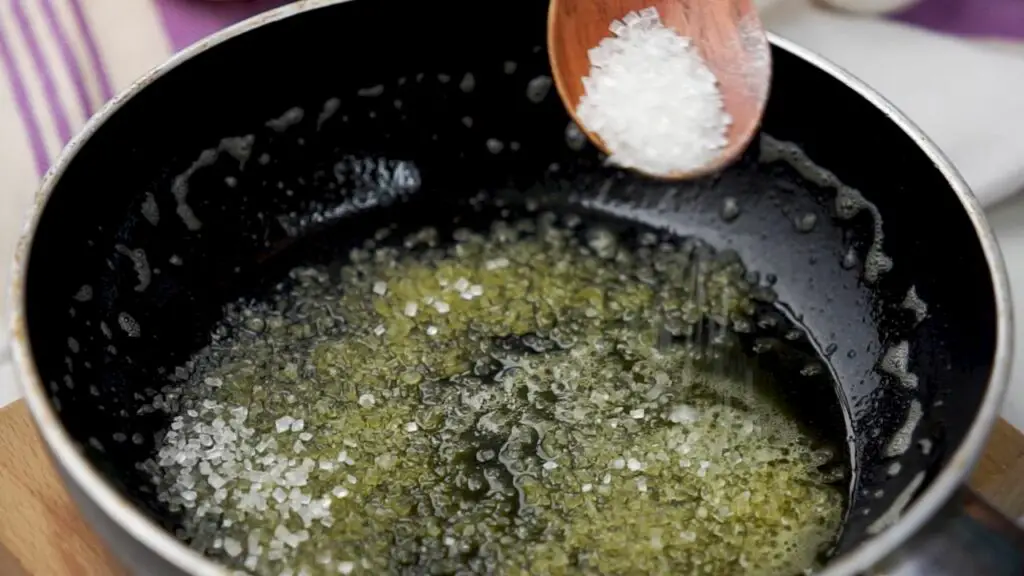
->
(0, 0, 284, 335)
(0, 0, 285, 182)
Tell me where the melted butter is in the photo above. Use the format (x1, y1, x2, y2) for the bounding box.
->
(140, 215, 846, 575)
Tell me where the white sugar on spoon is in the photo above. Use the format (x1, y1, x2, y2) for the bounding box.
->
(577, 9, 732, 177)
(548, 1, 771, 179)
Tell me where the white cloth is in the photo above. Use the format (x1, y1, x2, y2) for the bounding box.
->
(760, 0, 1024, 207)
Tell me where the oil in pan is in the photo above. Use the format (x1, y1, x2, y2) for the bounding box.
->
(122, 60, 937, 575)
(138, 204, 852, 575)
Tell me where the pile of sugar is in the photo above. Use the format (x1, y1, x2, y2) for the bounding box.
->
(576, 8, 731, 176)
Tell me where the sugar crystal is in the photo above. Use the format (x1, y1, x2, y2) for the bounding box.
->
(575, 9, 731, 175)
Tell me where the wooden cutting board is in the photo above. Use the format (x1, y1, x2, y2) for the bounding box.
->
(2, 400, 1024, 575)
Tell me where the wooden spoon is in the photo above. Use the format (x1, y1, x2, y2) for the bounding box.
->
(548, 0, 771, 179)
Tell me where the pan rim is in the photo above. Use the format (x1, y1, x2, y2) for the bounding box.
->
(6, 1, 1012, 574)
(765, 35, 1014, 574)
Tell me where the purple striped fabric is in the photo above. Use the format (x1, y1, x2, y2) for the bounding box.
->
(0, 9, 48, 175)
(896, 0, 1024, 40)
(66, 0, 112, 101)
(39, 0, 93, 117)
(11, 0, 71, 143)
(154, 0, 288, 52)
(1, 0, 115, 177)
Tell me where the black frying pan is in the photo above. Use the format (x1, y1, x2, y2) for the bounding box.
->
(8, 0, 1021, 574)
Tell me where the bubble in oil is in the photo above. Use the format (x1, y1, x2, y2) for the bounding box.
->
(760, 134, 891, 284)
(115, 244, 151, 292)
(732, 317, 753, 334)
(720, 197, 740, 222)
(118, 312, 140, 338)
(171, 135, 254, 231)
(317, 97, 341, 130)
(902, 285, 928, 325)
(800, 363, 822, 376)
(793, 213, 817, 233)
(218, 135, 254, 168)
(265, 106, 304, 132)
(357, 84, 384, 97)
(918, 438, 933, 455)
(880, 340, 918, 389)
(141, 192, 160, 226)
(585, 226, 618, 259)
(485, 138, 504, 154)
(883, 399, 922, 458)
(863, 248, 894, 284)
(171, 149, 215, 231)
(526, 75, 552, 103)
(73, 284, 93, 302)
(565, 121, 587, 151)
(887, 461, 902, 477)
(840, 246, 859, 270)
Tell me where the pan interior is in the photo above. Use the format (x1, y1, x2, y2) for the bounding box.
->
(134, 186, 854, 574)
(20, 0, 1000, 572)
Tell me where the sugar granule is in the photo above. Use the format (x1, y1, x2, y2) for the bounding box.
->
(575, 8, 731, 176)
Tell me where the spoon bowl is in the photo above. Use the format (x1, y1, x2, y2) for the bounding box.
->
(548, 0, 771, 179)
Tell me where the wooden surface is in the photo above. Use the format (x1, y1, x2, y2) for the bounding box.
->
(0, 402, 124, 575)
(1, 401, 1024, 575)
